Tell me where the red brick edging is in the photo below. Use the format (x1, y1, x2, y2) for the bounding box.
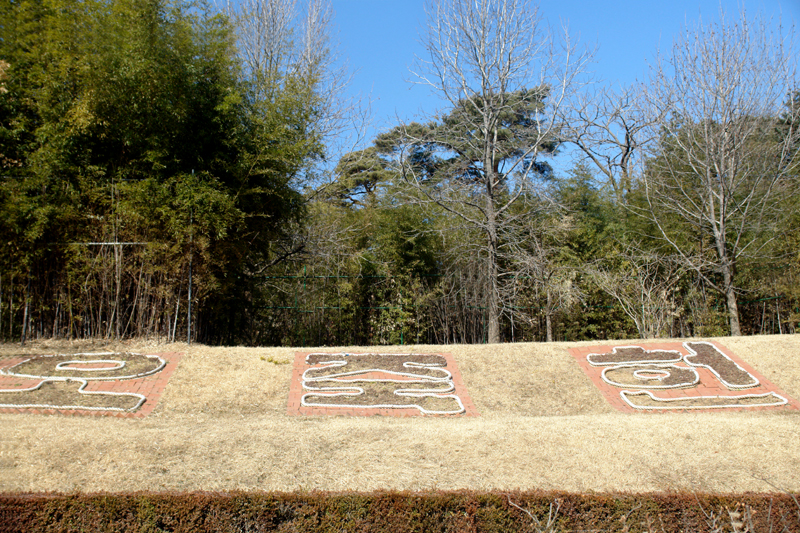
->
(569, 342, 799, 413)
(0, 352, 182, 418)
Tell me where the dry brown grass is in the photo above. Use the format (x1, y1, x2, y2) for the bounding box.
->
(1, 335, 798, 494)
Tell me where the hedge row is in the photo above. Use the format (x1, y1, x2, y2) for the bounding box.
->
(1, 490, 799, 532)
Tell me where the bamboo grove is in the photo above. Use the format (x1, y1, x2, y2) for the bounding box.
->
(1, 0, 799, 346)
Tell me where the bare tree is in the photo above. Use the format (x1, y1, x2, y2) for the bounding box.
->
(640, 9, 799, 336)
(505, 210, 582, 342)
(588, 249, 682, 339)
(227, 0, 296, 82)
(400, 0, 588, 343)
(224, 0, 374, 286)
(225, 0, 362, 174)
(227, 0, 338, 97)
(563, 85, 655, 204)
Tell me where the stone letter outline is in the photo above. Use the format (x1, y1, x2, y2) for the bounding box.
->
(601, 364, 700, 389)
(585, 343, 788, 410)
(301, 353, 465, 415)
(587, 346, 683, 366)
(0, 352, 166, 412)
(620, 390, 787, 410)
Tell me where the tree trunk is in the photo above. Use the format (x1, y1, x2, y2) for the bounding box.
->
(722, 265, 741, 336)
(487, 243, 500, 343)
(114, 243, 122, 339)
(486, 179, 500, 344)
(8, 274, 13, 339)
(715, 233, 741, 336)
(20, 274, 30, 345)
(545, 289, 554, 342)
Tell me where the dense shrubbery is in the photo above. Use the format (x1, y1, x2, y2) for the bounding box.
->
(0, 0, 320, 345)
(1, 490, 799, 532)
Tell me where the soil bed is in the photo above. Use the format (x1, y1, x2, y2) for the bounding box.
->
(684, 342, 758, 387)
(304, 381, 459, 412)
(588, 347, 683, 365)
(306, 353, 447, 377)
(623, 390, 786, 409)
(2, 353, 162, 380)
(0, 380, 140, 410)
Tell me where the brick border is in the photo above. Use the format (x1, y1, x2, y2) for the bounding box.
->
(569, 342, 800, 413)
(0, 352, 182, 418)
(287, 352, 479, 417)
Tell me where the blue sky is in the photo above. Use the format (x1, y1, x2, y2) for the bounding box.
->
(330, 0, 800, 152)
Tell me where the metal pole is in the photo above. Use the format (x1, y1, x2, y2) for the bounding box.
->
(187, 233, 192, 345)
(187, 170, 193, 345)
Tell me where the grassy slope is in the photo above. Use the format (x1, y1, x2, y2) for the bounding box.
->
(0, 335, 798, 493)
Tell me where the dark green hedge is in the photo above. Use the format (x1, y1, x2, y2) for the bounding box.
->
(1, 490, 799, 532)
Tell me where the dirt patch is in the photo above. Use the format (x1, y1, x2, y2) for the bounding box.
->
(3, 353, 163, 380)
(588, 346, 683, 365)
(684, 341, 758, 388)
(306, 353, 447, 371)
(622, 390, 788, 409)
(0, 380, 142, 411)
(304, 381, 460, 412)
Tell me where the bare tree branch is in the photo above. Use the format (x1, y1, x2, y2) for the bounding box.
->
(588, 248, 682, 339)
(562, 84, 656, 203)
(639, 7, 798, 336)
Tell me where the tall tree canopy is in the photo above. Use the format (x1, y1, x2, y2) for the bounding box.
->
(0, 0, 323, 342)
(397, 0, 587, 343)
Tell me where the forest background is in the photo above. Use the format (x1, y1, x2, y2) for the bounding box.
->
(1, 0, 799, 346)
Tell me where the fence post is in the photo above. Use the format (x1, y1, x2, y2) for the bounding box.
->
(400, 287, 404, 346)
